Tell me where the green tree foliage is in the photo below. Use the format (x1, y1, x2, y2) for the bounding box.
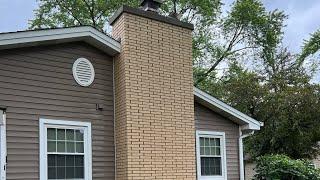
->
(299, 30, 320, 65)
(30, 0, 140, 31)
(194, 0, 287, 85)
(206, 54, 320, 159)
(254, 154, 320, 180)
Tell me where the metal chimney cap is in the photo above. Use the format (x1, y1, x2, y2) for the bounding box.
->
(140, 0, 163, 12)
(140, 0, 163, 4)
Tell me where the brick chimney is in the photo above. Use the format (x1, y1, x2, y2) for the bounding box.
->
(110, 1, 196, 179)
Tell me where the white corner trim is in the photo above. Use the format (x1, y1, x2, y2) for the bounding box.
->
(0, 26, 121, 55)
(196, 130, 227, 180)
(39, 118, 92, 180)
(194, 87, 262, 130)
(0, 110, 6, 180)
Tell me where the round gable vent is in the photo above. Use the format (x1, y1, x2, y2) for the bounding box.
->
(72, 58, 95, 87)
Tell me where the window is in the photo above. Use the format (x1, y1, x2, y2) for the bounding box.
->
(196, 131, 227, 180)
(40, 119, 92, 180)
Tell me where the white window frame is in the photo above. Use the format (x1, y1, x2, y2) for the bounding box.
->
(39, 118, 92, 180)
(196, 131, 227, 180)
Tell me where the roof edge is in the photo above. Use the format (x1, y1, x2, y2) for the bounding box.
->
(194, 87, 263, 130)
(0, 26, 121, 56)
(109, 5, 194, 30)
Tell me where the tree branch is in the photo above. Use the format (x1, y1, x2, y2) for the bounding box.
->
(56, 0, 83, 25)
(229, 46, 258, 54)
(195, 25, 244, 85)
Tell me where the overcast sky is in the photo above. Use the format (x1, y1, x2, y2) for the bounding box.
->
(0, 0, 319, 53)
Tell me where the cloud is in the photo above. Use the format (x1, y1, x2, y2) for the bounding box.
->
(263, 0, 320, 53)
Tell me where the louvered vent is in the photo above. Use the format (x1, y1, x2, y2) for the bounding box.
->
(72, 58, 95, 86)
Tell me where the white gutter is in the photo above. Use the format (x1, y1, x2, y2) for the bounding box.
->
(239, 127, 255, 180)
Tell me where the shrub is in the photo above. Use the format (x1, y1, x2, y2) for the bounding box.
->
(254, 154, 320, 180)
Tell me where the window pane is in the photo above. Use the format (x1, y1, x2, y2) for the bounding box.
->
(200, 137, 204, 146)
(48, 167, 56, 179)
(66, 167, 75, 179)
(76, 130, 84, 141)
(75, 167, 84, 178)
(216, 147, 221, 156)
(200, 157, 222, 176)
(200, 146, 204, 155)
(47, 141, 56, 152)
(57, 129, 65, 140)
(47, 128, 56, 140)
(67, 142, 75, 153)
(210, 138, 216, 147)
(204, 138, 210, 146)
(210, 147, 216, 156)
(56, 155, 65, 167)
(66, 129, 74, 141)
(75, 155, 84, 167)
(57, 141, 66, 152)
(204, 147, 210, 155)
(76, 142, 84, 153)
(48, 155, 56, 167)
(215, 138, 220, 146)
(57, 167, 65, 179)
(66, 156, 75, 167)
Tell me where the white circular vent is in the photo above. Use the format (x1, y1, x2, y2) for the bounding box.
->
(72, 58, 95, 86)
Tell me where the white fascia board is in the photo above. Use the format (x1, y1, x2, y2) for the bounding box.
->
(194, 87, 263, 130)
(0, 26, 121, 56)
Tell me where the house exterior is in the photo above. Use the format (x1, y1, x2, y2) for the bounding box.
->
(0, 1, 262, 180)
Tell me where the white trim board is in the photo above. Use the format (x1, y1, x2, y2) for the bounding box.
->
(0, 26, 121, 56)
(194, 87, 263, 130)
(0, 110, 6, 180)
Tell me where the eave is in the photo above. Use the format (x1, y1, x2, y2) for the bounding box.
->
(194, 87, 263, 130)
(0, 26, 121, 56)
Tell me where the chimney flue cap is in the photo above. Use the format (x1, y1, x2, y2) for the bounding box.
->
(140, 0, 163, 12)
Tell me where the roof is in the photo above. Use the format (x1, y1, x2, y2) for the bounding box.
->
(0, 26, 121, 56)
(194, 87, 263, 130)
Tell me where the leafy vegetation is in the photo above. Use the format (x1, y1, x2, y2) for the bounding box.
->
(254, 154, 320, 180)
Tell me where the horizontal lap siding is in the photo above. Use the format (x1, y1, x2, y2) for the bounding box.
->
(195, 102, 240, 180)
(0, 43, 115, 180)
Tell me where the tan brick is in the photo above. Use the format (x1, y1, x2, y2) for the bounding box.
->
(113, 11, 196, 179)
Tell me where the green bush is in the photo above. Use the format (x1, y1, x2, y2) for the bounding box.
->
(254, 154, 320, 180)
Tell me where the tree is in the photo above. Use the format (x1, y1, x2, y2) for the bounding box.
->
(30, 0, 141, 31)
(194, 0, 287, 85)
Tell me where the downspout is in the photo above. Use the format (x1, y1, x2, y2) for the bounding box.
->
(239, 127, 255, 180)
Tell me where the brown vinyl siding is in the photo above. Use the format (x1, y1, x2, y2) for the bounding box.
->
(0, 42, 115, 180)
(195, 102, 240, 180)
